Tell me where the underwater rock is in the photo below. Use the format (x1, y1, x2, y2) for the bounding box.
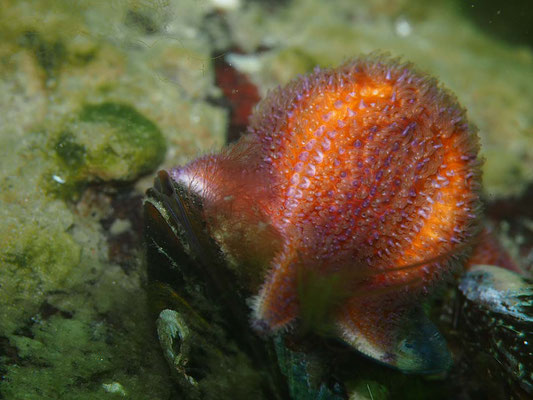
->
(2, 0, 532, 399)
(0, 0, 226, 398)
(49, 102, 166, 198)
(0, 202, 81, 334)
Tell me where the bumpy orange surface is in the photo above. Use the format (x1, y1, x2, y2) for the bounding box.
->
(171, 55, 481, 371)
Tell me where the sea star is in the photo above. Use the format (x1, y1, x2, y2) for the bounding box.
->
(166, 54, 482, 373)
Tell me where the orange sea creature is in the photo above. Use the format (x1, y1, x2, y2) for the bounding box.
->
(155, 54, 482, 373)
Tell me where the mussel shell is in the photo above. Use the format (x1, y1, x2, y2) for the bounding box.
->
(144, 170, 290, 399)
(457, 265, 533, 398)
(144, 170, 220, 278)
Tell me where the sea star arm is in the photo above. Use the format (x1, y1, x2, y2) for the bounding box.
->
(252, 248, 301, 333)
(335, 293, 452, 374)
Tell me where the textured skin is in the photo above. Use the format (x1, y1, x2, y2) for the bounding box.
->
(170, 55, 482, 370)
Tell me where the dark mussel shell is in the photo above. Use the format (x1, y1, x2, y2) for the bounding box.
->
(456, 264, 533, 399)
(144, 170, 291, 399)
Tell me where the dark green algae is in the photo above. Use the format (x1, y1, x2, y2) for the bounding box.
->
(18, 30, 67, 81)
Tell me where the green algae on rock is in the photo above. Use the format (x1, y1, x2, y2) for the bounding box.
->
(1, 278, 173, 400)
(0, 203, 81, 335)
(48, 102, 166, 199)
(18, 30, 67, 82)
(0, 0, 225, 398)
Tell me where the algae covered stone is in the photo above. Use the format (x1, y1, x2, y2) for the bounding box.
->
(1, 295, 172, 400)
(0, 0, 219, 397)
(0, 202, 81, 334)
(53, 102, 166, 184)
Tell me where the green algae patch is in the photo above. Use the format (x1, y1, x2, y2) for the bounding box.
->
(18, 30, 67, 81)
(0, 210, 81, 335)
(0, 0, 222, 398)
(1, 308, 171, 400)
(75, 102, 166, 181)
(48, 102, 167, 199)
(55, 130, 87, 169)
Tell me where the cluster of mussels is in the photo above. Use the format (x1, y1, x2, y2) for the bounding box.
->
(144, 55, 532, 399)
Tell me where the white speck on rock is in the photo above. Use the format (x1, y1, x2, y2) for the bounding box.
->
(102, 382, 126, 396)
(395, 18, 412, 37)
